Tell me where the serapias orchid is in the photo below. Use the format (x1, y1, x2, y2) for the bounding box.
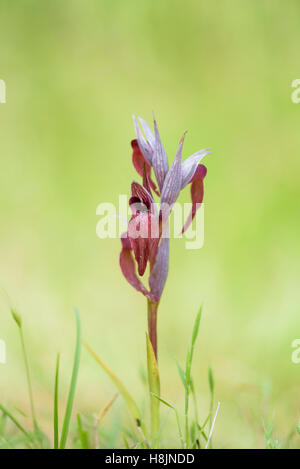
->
(120, 115, 210, 358)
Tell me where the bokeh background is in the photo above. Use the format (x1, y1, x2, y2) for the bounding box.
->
(0, 0, 299, 448)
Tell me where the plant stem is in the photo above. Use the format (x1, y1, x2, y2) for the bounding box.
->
(146, 333, 160, 447)
(185, 389, 189, 448)
(147, 300, 159, 360)
(19, 327, 38, 431)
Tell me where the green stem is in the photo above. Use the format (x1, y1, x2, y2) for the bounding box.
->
(147, 300, 158, 360)
(146, 300, 160, 447)
(19, 327, 38, 431)
(146, 332, 160, 448)
(54, 353, 60, 449)
(185, 391, 189, 448)
(209, 391, 214, 449)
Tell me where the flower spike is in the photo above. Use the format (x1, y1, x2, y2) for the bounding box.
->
(121, 115, 209, 308)
(120, 114, 210, 359)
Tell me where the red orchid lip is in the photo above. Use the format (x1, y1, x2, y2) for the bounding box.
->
(120, 231, 150, 296)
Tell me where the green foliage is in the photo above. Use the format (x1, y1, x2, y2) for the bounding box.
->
(1, 304, 300, 449)
(263, 420, 281, 449)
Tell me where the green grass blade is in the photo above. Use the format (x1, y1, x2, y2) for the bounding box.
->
(176, 359, 186, 389)
(197, 414, 210, 442)
(76, 413, 89, 449)
(186, 306, 202, 390)
(0, 404, 34, 445)
(208, 367, 214, 395)
(152, 394, 184, 449)
(54, 353, 60, 449)
(11, 309, 39, 432)
(190, 378, 199, 440)
(208, 367, 214, 448)
(191, 307, 202, 348)
(84, 342, 145, 435)
(0, 412, 7, 435)
(59, 308, 81, 449)
(11, 308, 22, 328)
(123, 434, 130, 449)
(185, 306, 202, 448)
(0, 435, 14, 449)
(146, 332, 160, 447)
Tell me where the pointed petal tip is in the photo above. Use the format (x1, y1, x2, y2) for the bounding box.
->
(180, 131, 188, 144)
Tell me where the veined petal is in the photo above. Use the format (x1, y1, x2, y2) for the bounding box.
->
(182, 164, 207, 234)
(138, 116, 155, 149)
(153, 117, 169, 193)
(181, 149, 211, 189)
(120, 233, 149, 296)
(133, 115, 153, 165)
(149, 235, 170, 302)
(161, 133, 186, 207)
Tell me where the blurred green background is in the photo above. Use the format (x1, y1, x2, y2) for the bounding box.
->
(0, 0, 300, 448)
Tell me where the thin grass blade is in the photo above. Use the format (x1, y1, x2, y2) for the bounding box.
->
(77, 413, 89, 449)
(84, 342, 145, 434)
(59, 308, 81, 449)
(54, 353, 60, 449)
(0, 404, 34, 445)
(185, 306, 202, 448)
(152, 393, 184, 448)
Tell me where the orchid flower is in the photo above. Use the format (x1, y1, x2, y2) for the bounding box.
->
(120, 115, 210, 358)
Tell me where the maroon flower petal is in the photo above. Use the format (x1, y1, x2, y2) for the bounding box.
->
(120, 233, 149, 296)
(182, 164, 207, 234)
(128, 212, 159, 276)
(131, 181, 154, 210)
(131, 140, 159, 195)
(128, 213, 149, 276)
